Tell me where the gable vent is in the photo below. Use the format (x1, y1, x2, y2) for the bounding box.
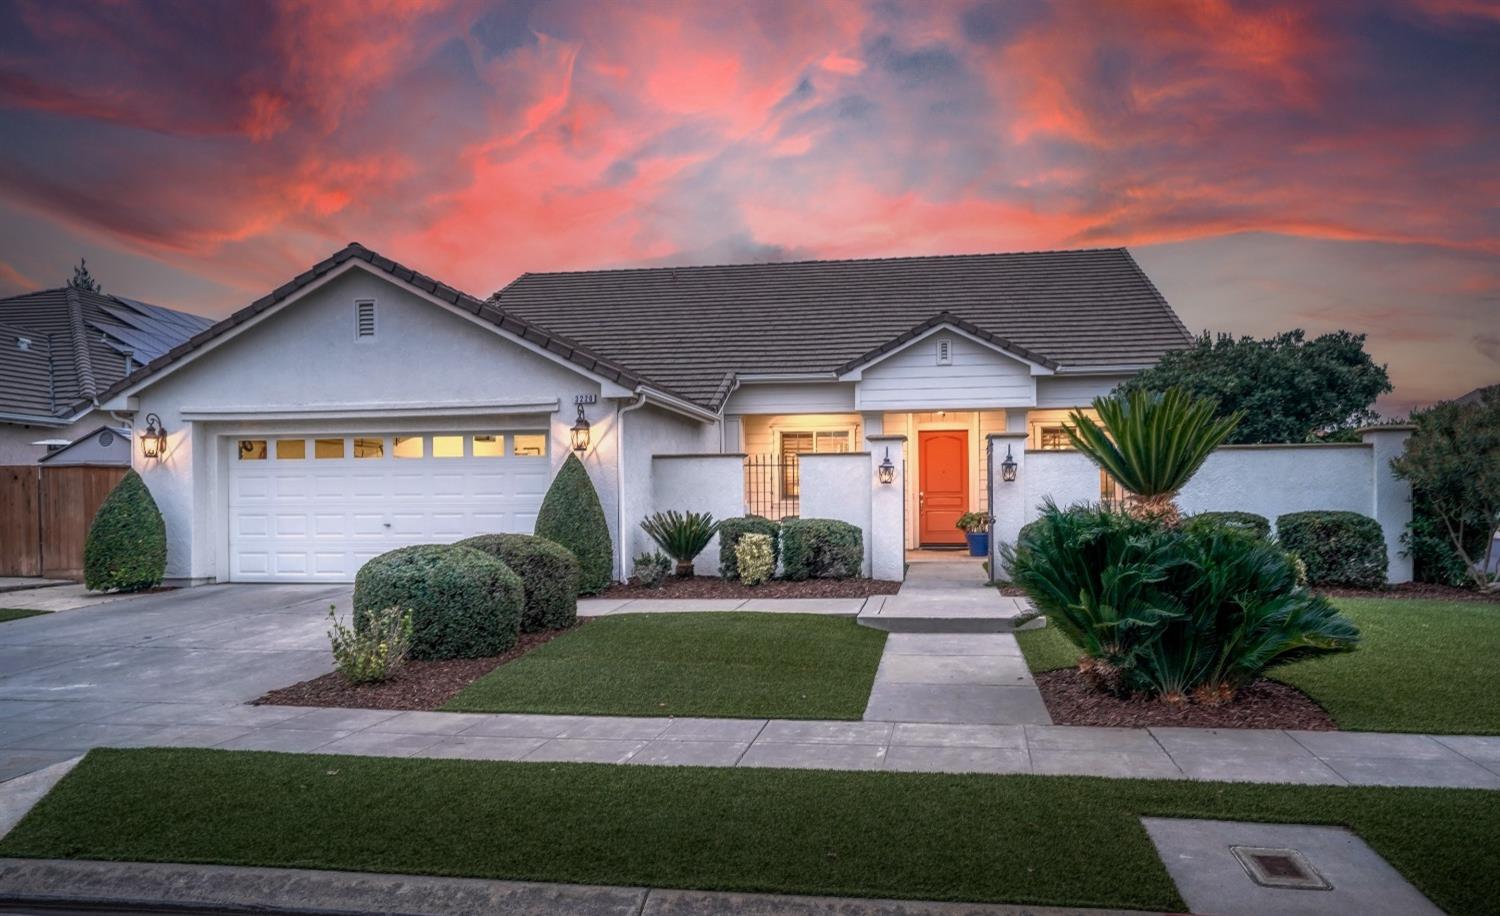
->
(936, 337, 952, 366)
(355, 300, 376, 339)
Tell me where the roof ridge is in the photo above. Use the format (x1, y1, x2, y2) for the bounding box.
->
(496, 246, 1130, 287)
(63, 286, 98, 399)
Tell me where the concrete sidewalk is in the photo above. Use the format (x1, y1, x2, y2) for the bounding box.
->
(862, 633, 1051, 726)
(0, 858, 1151, 916)
(858, 557, 1030, 632)
(579, 597, 866, 615)
(3, 699, 1497, 788)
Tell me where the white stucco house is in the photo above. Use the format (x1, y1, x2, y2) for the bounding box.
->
(87, 243, 1413, 586)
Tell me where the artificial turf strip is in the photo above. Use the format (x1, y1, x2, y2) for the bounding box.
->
(0, 608, 49, 623)
(5, 749, 1499, 915)
(443, 612, 887, 719)
(1015, 597, 1500, 735)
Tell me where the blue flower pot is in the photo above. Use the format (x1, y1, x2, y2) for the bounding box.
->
(965, 531, 989, 557)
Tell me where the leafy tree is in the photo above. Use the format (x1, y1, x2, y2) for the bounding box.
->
(69, 257, 101, 293)
(1119, 330, 1391, 443)
(1392, 390, 1500, 590)
(1067, 388, 1242, 525)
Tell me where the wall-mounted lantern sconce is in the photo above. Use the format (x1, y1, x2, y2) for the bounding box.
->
(570, 403, 591, 453)
(1000, 444, 1017, 483)
(140, 413, 167, 460)
(877, 447, 896, 485)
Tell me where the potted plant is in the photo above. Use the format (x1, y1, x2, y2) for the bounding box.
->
(956, 511, 992, 557)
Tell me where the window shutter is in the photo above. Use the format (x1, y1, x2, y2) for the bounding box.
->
(355, 300, 376, 338)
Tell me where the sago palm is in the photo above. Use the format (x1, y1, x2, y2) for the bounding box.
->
(640, 510, 720, 577)
(1067, 387, 1243, 525)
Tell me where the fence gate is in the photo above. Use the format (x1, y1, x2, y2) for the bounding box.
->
(0, 465, 126, 580)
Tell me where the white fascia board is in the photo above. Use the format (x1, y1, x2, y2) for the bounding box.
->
(178, 399, 561, 423)
(838, 323, 1056, 380)
(638, 387, 719, 423)
(0, 411, 72, 427)
(104, 259, 634, 404)
(733, 372, 840, 383)
(1052, 364, 1154, 375)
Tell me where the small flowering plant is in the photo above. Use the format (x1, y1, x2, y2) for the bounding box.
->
(327, 604, 413, 685)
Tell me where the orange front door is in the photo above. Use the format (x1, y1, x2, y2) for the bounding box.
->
(918, 430, 968, 545)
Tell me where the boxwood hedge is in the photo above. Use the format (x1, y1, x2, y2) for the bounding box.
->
(457, 533, 579, 632)
(353, 544, 522, 660)
(1276, 510, 1388, 587)
(780, 518, 862, 580)
(1184, 511, 1272, 540)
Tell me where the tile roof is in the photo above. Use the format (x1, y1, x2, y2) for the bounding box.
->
(494, 247, 1193, 410)
(94, 243, 646, 408)
(0, 287, 212, 423)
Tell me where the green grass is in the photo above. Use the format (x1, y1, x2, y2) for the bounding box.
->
(0, 608, 50, 623)
(4, 748, 1497, 915)
(444, 612, 887, 719)
(1016, 597, 1500, 734)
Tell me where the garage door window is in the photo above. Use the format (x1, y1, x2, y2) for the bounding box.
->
(275, 439, 305, 460)
(393, 436, 423, 458)
(238, 440, 267, 460)
(512, 433, 546, 457)
(433, 435, 464, 458)
(473, 434, 504, 457)
(353, 437, 384, 458)
(315, 438, 344, 459)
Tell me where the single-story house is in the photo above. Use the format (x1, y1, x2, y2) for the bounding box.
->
(0, 287, 212, 464)
(89, 242, 1194, 585)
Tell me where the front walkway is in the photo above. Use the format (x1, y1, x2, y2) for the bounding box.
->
(857, 556, 1029, 631)
(862, 633, 1050, 725)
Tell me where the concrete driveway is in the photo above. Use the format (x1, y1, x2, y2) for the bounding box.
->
(0, 584, 345, 779)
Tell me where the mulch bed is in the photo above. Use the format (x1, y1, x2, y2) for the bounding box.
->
(1033, 668, 1337, 730)
(598, 577, 902, 599)
(1316, 581, 1500, 604)
(253, 622, 582, 711)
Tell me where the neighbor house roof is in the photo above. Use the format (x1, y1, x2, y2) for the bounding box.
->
(494, 247, 1194, 410)
(0, 287, 213, 424)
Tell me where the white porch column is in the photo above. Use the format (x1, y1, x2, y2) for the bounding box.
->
(987, 432, 1028, 580)
(867, 434, 906, 582)
(1361, 424, 1416, 584)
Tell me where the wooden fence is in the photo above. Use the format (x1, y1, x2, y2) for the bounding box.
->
(0, 465, 127, 580)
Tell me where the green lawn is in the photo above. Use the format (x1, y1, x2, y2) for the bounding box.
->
(0, 608, 50, 623)
(444, 612, 887, 719)
(4, 748, 1497, 915)
(1016, 597, 1500, 734)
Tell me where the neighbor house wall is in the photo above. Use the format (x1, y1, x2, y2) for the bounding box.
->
(0, 412, 115, 464)
(127, 267, 626, 583)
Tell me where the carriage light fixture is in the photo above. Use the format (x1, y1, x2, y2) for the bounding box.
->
(570, 402, 591, 452)
(1000, 444, 1017, 483)
(139, 413, 167, 460)
(877, 447, 896, 485)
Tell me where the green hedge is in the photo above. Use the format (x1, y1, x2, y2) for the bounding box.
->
(534, 454, 613, 595)
(1184, 511, 1271, 540)
(353, 545, 522, 660)
(781, 518, 863, 580)
(83, 470, 166, 593)
(718, 516, 781, 579)
(457, 534, 579, 632)
(1276, 510, 1388, 587)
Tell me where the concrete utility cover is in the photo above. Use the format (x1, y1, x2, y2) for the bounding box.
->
(1141, 817, 1443, 916)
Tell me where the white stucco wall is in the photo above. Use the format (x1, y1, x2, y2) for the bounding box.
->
(619, 404, 719, 572)
(799, 452, 873, 577)
(723, 382, 856, 414)
(126, 265, 627, 583)
(992, 430, 1415, 584)
(855, 333, 1036, 411)
(649, 454, 745, 576)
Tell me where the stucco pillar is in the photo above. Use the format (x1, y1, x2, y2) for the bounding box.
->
(1361, 424, 1416, 584)
(800, 453, 874, 577)
(987, 432, 1028, 581)
(867, 435, 906, 582)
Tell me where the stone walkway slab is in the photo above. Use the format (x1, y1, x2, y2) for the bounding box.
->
(857, 558, 1031, 632)
(862, 632, 1051, 726)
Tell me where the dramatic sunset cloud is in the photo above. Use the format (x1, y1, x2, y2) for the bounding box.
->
(0, 0, 1494, 411)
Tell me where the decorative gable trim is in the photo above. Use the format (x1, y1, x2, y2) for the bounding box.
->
(837, 313, 1057, 381)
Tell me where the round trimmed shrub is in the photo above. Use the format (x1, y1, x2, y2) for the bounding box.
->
(718, 515, 781, 579)
(84, 470, 166, 593)
(353, 544, 522, 660)
(534, 453, 613, 595)
(1184, 511, 1271, 540)
(780, 518, 863, 580)
(457, 533, 579, 632)
(1275, 510, 1388, 587)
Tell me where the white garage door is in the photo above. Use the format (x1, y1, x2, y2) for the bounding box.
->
(228, 431, 551, 582)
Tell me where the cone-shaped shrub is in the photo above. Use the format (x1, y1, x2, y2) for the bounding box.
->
(534, 453, 613, 594)
(83, 470, 166, 593)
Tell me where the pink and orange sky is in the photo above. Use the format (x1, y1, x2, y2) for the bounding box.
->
(0, 0, 1495, 412)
